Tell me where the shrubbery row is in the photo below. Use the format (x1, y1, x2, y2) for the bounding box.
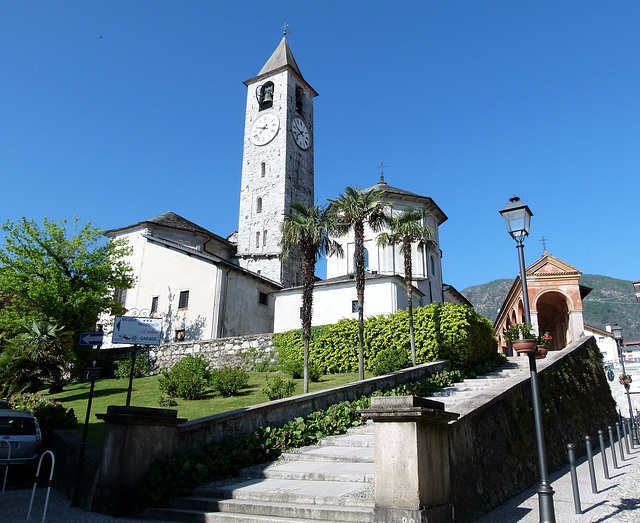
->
(274, 302, 497, 374)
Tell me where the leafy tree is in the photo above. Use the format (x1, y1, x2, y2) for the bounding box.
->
(0, 320, 71, 394)
(0, 216, 134, 377)
(377, 208, 436, 365)
(329, 187, 390, 381)
(281, 203, 343, 393)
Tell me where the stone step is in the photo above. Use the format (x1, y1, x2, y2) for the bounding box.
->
(280, 446, 374, 463)
(193, 477, 374, 507)
(317, 433, 373, 448)
(162, 496, 374, 522)
(146, 505, 368, 523)
(242, 459, 374, 483)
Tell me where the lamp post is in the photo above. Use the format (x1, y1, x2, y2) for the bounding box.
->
(500, 196, 556, 523)
(612, 323, 639, 446)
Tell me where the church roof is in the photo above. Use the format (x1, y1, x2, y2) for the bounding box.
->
(105, 211, 233, 246)
(258, 37, 302, 78)
(363, 177, 448, 226)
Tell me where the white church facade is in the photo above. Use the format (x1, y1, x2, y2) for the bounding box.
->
(101, 37, 466, 345)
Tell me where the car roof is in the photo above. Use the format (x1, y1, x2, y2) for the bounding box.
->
(0, 409, 35, 418)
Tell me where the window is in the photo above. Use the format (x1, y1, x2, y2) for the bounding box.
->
(430, 256, 436, 277)
(352, 248, 369, 272)
(150, 296, 159, 314)
(174, 329, 185, 342)
(295, 86, 304, 113)
(263, 229, 267, 246)
(261, 162, 266, 177)
(256, 232, 260, 248)
(259, 292, 269, 306)
(257, 81, 274, 110)
(352, 300, 359, 313)
(115, 288, 127, 305)
(178, 290, 189, 310)
(256, 197, 262, 213)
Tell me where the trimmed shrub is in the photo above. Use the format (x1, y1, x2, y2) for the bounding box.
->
(114, 354, 152, 379)
(158, 355, 210, 400)
(282, 359, 321, 382)
(210, 366, 250, 397)
(262, 375, 297, 400)
(9, 393, 77, 435)
(370, 347, 411, 376)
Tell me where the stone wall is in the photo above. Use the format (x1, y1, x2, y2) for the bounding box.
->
(98, 333, 276, 376)
(449, 336, 617, 523)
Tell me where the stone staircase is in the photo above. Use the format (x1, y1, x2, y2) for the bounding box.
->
(145, 358, 529, 522)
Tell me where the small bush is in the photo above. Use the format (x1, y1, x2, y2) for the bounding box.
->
(10, 393, 77, 434)
(282, 359, 321, 382)
(210, 366, 250, 397)
(370, 347, 411, 376)
(158, 355, 211, 400)
(114, 354, 152, 379)
(263, 375, 297, 400)
(159, 397, 178, 407)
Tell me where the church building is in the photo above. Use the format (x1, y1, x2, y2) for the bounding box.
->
(102, 37, 460, 345)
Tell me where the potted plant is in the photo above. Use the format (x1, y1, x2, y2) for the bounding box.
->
(506, 323, 537, 354)
(536, 332, 552, 359)
(619, 373, 632, 390)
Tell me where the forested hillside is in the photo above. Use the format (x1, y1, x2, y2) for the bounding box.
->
(461, 275, 640, 341)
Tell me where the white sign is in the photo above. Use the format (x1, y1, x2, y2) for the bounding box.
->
(112, 317, 163, 346)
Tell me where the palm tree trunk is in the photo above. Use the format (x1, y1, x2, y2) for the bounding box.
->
(354, 221, 365, 381)
(301, 246, 315, 394)
(403, 236, 416, 365)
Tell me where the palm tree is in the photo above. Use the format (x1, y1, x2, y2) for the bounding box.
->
(0, 320, 70, 394)
(281, 203, 343, 393)
(377, 208, 436, 365)
(329, 187, 390, 380)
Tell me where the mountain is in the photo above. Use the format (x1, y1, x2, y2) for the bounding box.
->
(461, 274, 640, 341)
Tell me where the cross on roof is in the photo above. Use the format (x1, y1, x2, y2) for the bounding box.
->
(540, 236, 549, 253)
(282, 22, 290, 36)
(377, 161, 387, 183)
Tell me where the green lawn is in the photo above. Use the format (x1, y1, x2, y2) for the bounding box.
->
(44, 371, 368, 447)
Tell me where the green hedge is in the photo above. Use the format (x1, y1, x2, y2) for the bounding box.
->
(273, 303, 497, 373)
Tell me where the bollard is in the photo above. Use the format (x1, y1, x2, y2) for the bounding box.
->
(608, 426, 618, 469)
(567, 443, 582, 514)
(585, 435, 598, 493)
(616, 422, 625, 461)
(623, 420, 631, 454)
(598, 430, 609, 480)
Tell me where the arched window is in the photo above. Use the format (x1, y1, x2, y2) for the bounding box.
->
(256, 197, 262, 213)
(255, 232, 260, 248)
(257, 82, 274, 110)
(353, 248, 369, 271)
(430, 255, 436, 277)
(261, 162, 266, 177)
(263, 229, 267, 246)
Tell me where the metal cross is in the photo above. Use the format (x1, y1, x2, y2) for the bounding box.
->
(540, 236, 549, 253)
(377, 161, 387, 183)
(282, 22, 290, 36)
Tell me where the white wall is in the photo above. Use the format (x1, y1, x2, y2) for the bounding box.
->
(274, 278, 421, 333)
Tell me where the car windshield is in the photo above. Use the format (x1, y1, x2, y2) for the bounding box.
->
(0, 416, 36, 435)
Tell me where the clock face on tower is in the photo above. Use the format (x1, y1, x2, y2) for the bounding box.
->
(291, 117, 310, 150)
(250, 112, 280, 146)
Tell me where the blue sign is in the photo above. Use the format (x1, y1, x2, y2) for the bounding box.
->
(79, 332, 104, 346)
(112, 316, 162, 345)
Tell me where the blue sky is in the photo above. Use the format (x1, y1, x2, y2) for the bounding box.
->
(2, 2, 639, 292)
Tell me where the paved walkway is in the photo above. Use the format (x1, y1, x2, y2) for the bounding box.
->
(475, 433, 640, 522)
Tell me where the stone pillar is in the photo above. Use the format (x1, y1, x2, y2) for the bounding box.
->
(92, 406, 186, 516)
(363, 396, 459, 523)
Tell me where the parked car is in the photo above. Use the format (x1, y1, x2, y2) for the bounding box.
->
(0, 408, 42, 466)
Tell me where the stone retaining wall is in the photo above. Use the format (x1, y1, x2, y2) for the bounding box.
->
(99, 333, 276, 375)
(450, 336, 617, 522)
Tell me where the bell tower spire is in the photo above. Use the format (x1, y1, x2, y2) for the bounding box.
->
(236, 38, 317, 287)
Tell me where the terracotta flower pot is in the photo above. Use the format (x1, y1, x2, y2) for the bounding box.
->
(536, 346, 548, 359)
(511, 339, 537, 354)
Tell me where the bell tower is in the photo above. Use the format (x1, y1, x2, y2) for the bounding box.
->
(237, 37, 317, 287)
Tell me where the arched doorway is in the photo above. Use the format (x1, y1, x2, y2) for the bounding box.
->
(535, 291, 571, 350)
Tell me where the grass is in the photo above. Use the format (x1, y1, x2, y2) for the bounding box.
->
(43, 370, 368, 447)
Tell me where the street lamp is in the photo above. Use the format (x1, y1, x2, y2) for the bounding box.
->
(500, 196, 556, 523)
(612, 324, 639, 446)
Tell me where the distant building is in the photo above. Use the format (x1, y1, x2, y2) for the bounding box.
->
(584, 323, 617, 362)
